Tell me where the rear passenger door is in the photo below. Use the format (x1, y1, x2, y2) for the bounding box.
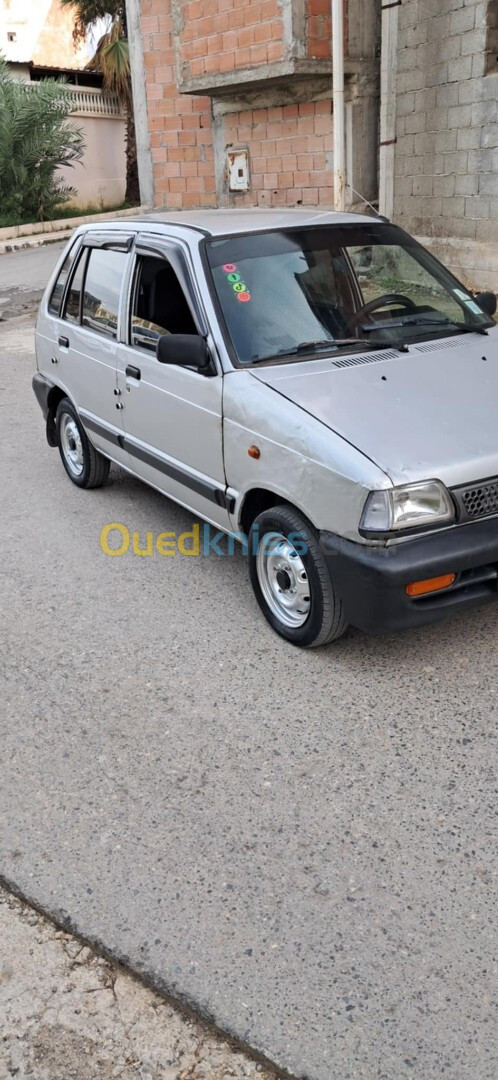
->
(116, 237, 231, 530)
(53, 234, 132, 463)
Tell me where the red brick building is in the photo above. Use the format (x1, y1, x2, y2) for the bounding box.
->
(128, 0, 379, 212)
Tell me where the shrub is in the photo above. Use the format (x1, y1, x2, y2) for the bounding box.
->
(0, 57, 84, 222)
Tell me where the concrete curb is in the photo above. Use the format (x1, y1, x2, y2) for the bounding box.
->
(0, 205, 150, 255)
(0, 231, 74, 255)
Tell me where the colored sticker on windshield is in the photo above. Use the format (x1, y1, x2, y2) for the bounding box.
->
(222, 262, 251, 303)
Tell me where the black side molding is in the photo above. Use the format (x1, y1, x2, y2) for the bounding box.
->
(80, 413, 233, 511)
(82, 414, 124, 448)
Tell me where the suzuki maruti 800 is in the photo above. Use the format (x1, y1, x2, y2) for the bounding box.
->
(33, 210, 498, 646)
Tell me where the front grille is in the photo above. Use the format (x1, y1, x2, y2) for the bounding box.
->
(456, 478, 498, 521)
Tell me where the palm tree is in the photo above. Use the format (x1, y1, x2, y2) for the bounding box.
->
(60, 0, 139, 204)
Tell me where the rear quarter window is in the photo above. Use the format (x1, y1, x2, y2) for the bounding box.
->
(64, 249, 88, 324)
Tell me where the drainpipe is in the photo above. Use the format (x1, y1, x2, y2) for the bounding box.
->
(331, 0, 346, 211)
(379, 0, 400, 219)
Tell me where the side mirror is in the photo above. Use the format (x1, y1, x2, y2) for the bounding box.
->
(157, 334, 212, 371)
(474, 291, 497, 318)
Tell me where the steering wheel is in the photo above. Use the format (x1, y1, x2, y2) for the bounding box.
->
(353, 293, 418, 330)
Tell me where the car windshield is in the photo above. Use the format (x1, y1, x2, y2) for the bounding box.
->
(205, 223, 493, 365)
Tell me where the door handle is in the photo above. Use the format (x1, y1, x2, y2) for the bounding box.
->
(58, 335, 69, 348)
(125, 365, 141, 380)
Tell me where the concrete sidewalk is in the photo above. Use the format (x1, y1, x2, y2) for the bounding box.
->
(0, 206, 148, 256)
(0, 888, 278, 1080)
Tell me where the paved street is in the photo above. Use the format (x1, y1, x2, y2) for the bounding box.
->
(1, 305, 497, 1079)
(0, 242, 65, 319)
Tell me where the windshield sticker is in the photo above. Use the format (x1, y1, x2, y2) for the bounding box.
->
(222, 262, 251, 303)
(464, 299, 483, 315)
(453, 287, 472, 301)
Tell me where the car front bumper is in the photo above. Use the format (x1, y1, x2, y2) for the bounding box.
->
(320, 517, 498, 634)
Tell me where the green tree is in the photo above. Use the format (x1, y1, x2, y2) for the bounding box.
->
(0, 57, 84, 223)
(60, 0, 140, 204)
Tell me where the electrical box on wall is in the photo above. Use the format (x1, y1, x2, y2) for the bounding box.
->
(228, 149, 249, 192)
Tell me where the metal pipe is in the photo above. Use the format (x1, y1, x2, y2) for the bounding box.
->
(379, 0, 400, 219)
(331, 0, 346, 211)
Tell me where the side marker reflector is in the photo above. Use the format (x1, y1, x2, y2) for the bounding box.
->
(406, 573, 456, 597)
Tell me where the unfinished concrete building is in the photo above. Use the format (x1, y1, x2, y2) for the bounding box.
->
(127, 0, 498, 289)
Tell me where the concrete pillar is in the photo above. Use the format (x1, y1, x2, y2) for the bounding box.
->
(125, 0, 154, 207)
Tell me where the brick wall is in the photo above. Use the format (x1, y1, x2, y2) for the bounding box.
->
(142, 0, 216, 209)
(139, 0, 378, 212)
(394, 0, 498, 245)
(222, 101, 333, 207)
(142, 0, 338, 211)
(306, 0, 332, 59)
(179, 0, 285, 81)
(177, 0, 337, 83)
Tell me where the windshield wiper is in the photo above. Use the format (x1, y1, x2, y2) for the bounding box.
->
(362, 316, 489, 337)
(251, 337, 409, 363)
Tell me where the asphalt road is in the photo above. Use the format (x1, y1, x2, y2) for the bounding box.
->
(0, 242, 66, 319)
(1, 308, 498, 1080)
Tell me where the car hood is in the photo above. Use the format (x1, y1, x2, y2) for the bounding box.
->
(251, 329, 498, 488)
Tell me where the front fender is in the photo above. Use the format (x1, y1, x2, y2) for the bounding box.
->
(222, 370, 389, 542)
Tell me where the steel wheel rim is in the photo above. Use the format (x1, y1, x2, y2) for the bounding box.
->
(60, 414, 84, 477)
(256, 532, 311, 628)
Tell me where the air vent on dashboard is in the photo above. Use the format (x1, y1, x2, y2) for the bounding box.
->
(332, 349, 400, 370)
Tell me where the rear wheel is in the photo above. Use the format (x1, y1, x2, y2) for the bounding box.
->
(248, 504, 347, 647)
(56, 398, 110, 489)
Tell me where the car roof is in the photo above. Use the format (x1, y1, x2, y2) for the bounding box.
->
(78, 208, 384, 239)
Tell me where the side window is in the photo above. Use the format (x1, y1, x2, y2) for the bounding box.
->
(63, 249, 88, 324)
(82, 248, 127, 339)
(48, 243, 79, 316)
(130, 255, 197, 352)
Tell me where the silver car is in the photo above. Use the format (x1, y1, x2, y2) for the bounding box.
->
(33, 209, 498, 646)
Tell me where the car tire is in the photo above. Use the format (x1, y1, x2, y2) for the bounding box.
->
(56, 398, 110, 489)
(248, 504, 347, 647)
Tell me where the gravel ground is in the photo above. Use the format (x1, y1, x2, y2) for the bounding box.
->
(0, 889, 278, 1080)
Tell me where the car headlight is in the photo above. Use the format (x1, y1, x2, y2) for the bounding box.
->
(360, 480, 455, 536)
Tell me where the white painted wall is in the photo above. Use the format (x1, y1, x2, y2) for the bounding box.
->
(58, 112, 127, 209)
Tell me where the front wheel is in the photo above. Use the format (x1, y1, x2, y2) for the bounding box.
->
(56, 398, 110, 489)
(248, 505, 347, 647)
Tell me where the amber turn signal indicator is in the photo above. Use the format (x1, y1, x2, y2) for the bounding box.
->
(248, 445, 260, 459)
(406, 573, 456, 597)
